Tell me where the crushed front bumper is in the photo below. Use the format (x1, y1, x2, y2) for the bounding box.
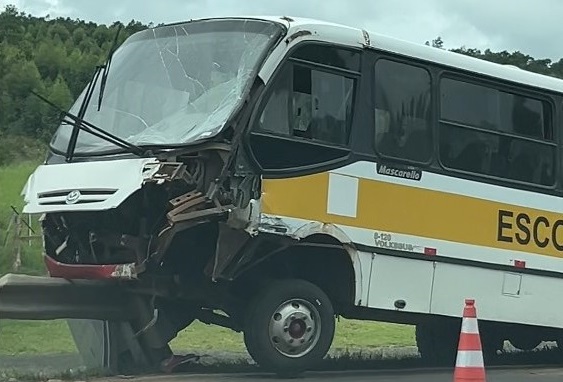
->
(44, 254, 140, 280)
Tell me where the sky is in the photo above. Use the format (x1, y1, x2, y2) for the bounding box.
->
(2, 0, 562, 61)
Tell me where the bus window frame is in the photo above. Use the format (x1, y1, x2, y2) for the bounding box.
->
(436, 70, 559, 190)
(371, 55, 436, 167)
(252, 58, 360, 147)
(366, 47, 563, 194)
(243, 40, 363, 176)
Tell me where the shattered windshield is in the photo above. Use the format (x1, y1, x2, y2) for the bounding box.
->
(50, 19, 283, 155)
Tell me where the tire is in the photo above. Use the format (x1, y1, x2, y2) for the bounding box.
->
(243, 279, 335, 375)
(480, 327, 504, 363)
(416, 321, 459, 366)
(556, 338, 563, 359)
(417, 320, 503, 367)
(509, 338, 542, 351)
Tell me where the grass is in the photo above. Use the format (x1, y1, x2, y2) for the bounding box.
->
(171, 319, 416, 354)
(0, 162, 39, 227)
(0, 321, 78, 355)
(0, 161, 45, 276)
(0, 319, 416, 382)
(0, 319, 415, 356)
(0, 135, 47, 168)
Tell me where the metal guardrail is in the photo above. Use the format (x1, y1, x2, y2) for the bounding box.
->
(0, 273, 137, 321)
(0, 211, 160, 375)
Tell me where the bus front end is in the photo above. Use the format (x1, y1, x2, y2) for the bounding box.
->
(3, 17, 288, 374)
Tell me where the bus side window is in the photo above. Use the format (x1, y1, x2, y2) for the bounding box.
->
(259, 65, 292, 136)
(257, 63, 354, 146)
(439, 77, 555, 186)
(374, 59, 433, 163)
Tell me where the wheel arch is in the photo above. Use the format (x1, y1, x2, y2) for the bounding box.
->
(292, 221, 364, 308)
(237, 221, 364, 312)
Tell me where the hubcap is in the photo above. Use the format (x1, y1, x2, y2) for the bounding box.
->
(268, 299, 321, 358)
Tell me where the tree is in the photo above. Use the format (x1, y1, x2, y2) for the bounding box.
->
(3, 58, 42, 99)
(40, 74, 73, 140)
(425, 36, 444, 49)
(34, 41, 67, 80)
(0, 5, 145, 142)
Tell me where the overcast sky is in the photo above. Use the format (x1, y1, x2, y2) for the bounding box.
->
(2, 0, 561, 61)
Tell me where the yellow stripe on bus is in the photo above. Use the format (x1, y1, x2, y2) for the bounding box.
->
(261, 172, 563, 259)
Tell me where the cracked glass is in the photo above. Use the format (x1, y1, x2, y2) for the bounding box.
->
(50, 19, 283, 155)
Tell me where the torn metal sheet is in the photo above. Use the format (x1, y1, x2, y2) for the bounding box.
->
(166, 191, 207, 220)
(205, 222, 251, 280)
(285, 29, 312, 44)
(168, 205, 232, 224)
(142, 162, 195, 185)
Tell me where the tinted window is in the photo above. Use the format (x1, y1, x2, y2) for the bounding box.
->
(256, 64, 355, 146)
(440, 124, 555, 186)
(374, 59, 433, 163)
(291, 44, 361, 72)
(441, 78, 551, 140)
(439, 77, 555, 186)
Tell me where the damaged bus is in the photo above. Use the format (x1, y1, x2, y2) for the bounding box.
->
(4, 15, 563, 375)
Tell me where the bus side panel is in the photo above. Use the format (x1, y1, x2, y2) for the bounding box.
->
(367, 254, 434, 313)
(355, 250, 375, 307)
(430, 262, 563, 328)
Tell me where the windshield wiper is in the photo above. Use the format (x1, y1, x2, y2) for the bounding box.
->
(64, 25, 124, 161)
(32, 91, 147, 159)
(65, 64, 103, 161)
(32, 25, 143, 162)
(97, 25, 122, 111)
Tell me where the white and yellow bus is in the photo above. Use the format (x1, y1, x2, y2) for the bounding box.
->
(3, 15, 563, 375)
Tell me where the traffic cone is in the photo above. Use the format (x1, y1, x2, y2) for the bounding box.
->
(453, 299, 486, 382)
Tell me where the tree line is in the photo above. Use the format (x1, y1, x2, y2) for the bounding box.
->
(1, 4, 563, 163)
(0, 5, 147, 163)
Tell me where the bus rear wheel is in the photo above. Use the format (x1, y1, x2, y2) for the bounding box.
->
(243, 279, 335, 375)
(416, 320, 503, 366)
(416, 321, 459, 366)
(508, 336, 542, 351)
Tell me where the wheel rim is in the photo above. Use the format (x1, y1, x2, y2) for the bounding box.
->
(268, 298, 322, 358)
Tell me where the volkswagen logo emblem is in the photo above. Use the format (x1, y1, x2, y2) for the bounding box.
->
(65, 190, 81, 205)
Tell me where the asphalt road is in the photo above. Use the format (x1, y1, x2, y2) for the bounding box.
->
(99, 367, 563, 382)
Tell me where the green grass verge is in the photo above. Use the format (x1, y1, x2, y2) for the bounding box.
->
(0, 162, 39, 225)
(0, 319, 415, 356)
(0, 321, 77, 355)
(170, 319, 416, 353)
(0, 161, 45, 276)
(0, 135, 47, 168)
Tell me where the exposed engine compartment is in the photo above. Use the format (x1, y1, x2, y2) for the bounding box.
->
(37, 145, 255, 287)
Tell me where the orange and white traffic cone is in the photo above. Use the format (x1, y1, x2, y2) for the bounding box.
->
(453, 299, 486, 382)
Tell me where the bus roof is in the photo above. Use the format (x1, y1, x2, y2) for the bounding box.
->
(369, 30, 563, 95)
(203, 15, 563, 95)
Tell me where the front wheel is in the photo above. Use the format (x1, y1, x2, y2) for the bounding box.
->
(243, 279, 335, 375)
